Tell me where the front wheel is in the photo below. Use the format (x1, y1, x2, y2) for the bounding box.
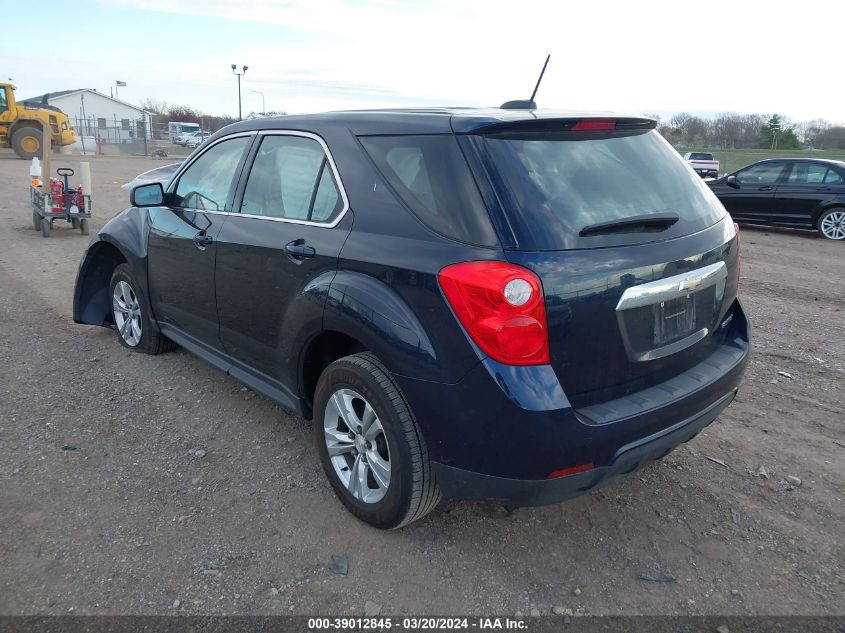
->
(818, 208, 845, 240)
(12, 126, 43, 160)
(313, 352, 441, 529)
(109, 264, 175, 354)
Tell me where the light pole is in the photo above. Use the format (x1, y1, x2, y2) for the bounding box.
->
(231, 64, 248, 120)
(251, 90, 266, 115)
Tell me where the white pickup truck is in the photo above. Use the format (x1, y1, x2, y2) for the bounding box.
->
(683, 152, 720, 179)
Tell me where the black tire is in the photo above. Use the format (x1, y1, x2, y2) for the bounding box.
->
(12, 126, 43, 160)
(32, 210, 41, 231)
(313, 352, 441, 529)
(71, 218, 80, 229)
(109, 263, 176, 354)
(79, 219, 89, 235)
(817, 207, 845, 240)
(40, 218, 50, 237)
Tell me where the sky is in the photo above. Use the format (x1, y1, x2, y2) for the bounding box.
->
(3, 0, 844, 123)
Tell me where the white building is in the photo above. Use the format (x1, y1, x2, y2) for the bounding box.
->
(22, 89, 152, 142)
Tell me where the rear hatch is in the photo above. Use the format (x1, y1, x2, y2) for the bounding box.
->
(461, 117, 740, 408)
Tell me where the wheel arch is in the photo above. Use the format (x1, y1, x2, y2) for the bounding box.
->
(9, 118, 44, 139)
(301, 270, 440, 418)
(323, 270, 437, 368)
(73, 209, 153, 326)
(299, 330, 370, 419)
(73, 240, 129, 326)
(812, 203, 845, 229)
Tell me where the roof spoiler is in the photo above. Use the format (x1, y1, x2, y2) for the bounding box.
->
(462, 117, 658, 135)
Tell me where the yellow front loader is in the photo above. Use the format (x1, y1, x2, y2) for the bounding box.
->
(0, 83, 76, 159)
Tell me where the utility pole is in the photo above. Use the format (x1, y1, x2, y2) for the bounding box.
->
(231, 64, 248, 120)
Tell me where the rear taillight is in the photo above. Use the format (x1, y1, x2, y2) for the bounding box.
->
(733, 222, 741, 289)
(438, 261, 550, 366)
(572, 119, 615, 131)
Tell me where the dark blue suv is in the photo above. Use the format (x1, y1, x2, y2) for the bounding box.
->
(73, 109, 749, 528)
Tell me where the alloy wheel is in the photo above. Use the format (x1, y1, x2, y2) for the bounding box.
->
(112, 281, 142, 346)
(323, 388, 391, 504)
(820, 210, 845, 240)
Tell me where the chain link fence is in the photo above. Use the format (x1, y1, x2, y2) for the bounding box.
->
(68, 117, 193, 157)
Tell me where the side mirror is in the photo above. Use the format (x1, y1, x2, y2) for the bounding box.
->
(131, 182, 164, 207)
(726, 175, 740, 189)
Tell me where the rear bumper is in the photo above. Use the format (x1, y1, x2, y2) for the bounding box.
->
(394, 299, 749, 504)
(433, 388, 735, 506)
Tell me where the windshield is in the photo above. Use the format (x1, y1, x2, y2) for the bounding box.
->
(474, 129, 726, 250)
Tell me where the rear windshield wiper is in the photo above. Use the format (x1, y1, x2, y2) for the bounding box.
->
(579, 212, 679, 237)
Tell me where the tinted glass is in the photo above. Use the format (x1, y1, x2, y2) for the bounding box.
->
(824, 168, 844, 185)
(174, 136, 249, 211)
(689, 153, 713, 160)
(477, 129, 725, 249)
(240, 135, 342, 222)
(735, 162, 785, 185)
(786, 162, 829, 184)
(360, 135, 498, 247)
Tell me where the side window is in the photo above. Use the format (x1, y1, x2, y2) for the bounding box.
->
(0, 89, 7, 115)
(385, 147, 437, 214)
(359, 135, 499, 247)
(240, 135, 343, 222)
(174, 136, 250, 211)
(735, 162, 784, 185)
(786, 162, 828, 184)
(824, 168, 844, 185)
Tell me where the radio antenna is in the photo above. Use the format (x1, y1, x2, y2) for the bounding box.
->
(529, 54, 551, 103)
(499, 54, 551, 110)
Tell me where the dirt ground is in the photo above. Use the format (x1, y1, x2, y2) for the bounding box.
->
(0, 150, 842, 617)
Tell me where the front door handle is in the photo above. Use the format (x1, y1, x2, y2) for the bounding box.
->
(758, 186, 773, 191)
(193, 231, 213, 249)
(285, 239, 316, 260)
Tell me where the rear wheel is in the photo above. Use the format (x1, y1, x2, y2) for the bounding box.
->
(313, 352, 441, 529)
(79, 219, 89, 235)
(12, 126, 43, 160)
(817, 208, 845, 240)
(109, 264, 176, 354)
(32, 210, 41, 231)
(40, 218, 50, 237)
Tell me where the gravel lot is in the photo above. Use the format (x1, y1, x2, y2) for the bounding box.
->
(0, 150, 843, 616)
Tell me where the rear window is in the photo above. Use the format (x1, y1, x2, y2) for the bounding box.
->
(473, 129, 726, 250)
(689, 152, 714, 160)
(360, 135, 498, 247)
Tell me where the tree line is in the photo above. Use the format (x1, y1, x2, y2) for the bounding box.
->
(140, 98, 844, 150)
(139, 98, 286, 137)
(654, 112, 845, 150)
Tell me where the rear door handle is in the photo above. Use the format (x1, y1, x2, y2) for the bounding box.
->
(285, 239, 315, 260)
(758, 186, 773, 191)
(193, 231, 213, 248)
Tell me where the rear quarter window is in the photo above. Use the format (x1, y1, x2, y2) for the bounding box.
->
(359, 135, 498, 247)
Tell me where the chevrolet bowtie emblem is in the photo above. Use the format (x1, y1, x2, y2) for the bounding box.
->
(679, 277, 703, 291)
